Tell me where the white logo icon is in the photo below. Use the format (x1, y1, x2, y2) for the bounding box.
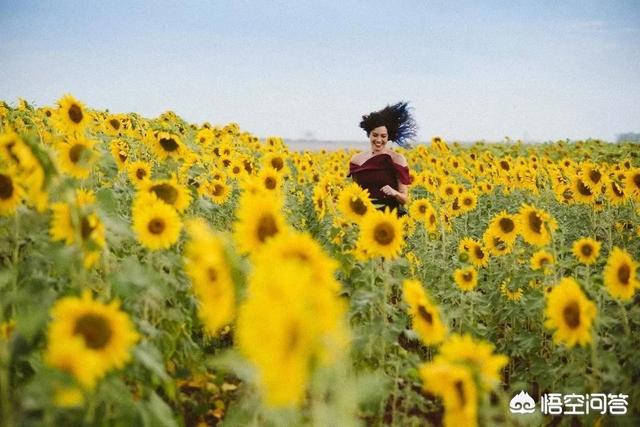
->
(510, 391, 536, 414)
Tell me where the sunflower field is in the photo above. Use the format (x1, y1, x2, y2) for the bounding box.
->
(0, 95, 639, 426)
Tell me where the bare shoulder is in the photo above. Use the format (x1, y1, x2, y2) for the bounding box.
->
(350, 152, 368, 164)
(388, 150, 408, 166)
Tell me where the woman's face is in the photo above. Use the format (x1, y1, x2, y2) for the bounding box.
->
(369, 126, 388, 154)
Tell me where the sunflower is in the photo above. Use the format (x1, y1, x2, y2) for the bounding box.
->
(459, 190, 478, 213)
(337, 182, 374, 223)
(49, 202, 106, 267)
(357, 208, 405, 259)
(102, 114, 123, 136)
(56, 135, 98, 179)
(530, 250, 554, 272)
(580, 162, 607, 191)
(543, 277, 596, 348)
(257, 167, 282, 193)
(439, 182, 459, 201)
(45, 291, 139, 388)
(572, 237, 601, 265)
(402, 279, 447, 345)
(624, 168, 640, 200)
(126, 160, 151, 188)
(141, 177, 191, 213)
(262, 152, 288, 175)
(110, 138, 129, 169)
(518, 204, 557, 247)
(603, 247, 639, 301)
(312, 184, 328, 219)
(435, 333, 508, 390)
(184, 219, 235, 336)
(409, 198, 433, 221)
(0, 171, 23, 215)
(151, 131, 183, 160)
(234, 192, 287, 255)
(132, 195, 182, 250)
(236, 258, 346, 407)
(605, 180, 626, 205)
(486, 210, 519, 245)
(453, 266, 478, 291)
(570, 175, 596, 204)
(196, 127, 215, 146)
(500, 279, 523, 301)
(54, 94, 91, 135)
(483, 230, 512, 257)
(256, 230, 340, 291)
(458, 237, 489, 268)
(200, 179, 231, 204)
(419, 361, 478, 427)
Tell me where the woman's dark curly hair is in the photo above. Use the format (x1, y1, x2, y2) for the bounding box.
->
(359, 101, 417, 147)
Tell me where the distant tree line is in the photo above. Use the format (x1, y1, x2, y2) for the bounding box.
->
(616, 132, 640, 142)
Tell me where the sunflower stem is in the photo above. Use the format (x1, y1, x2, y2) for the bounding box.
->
(617, 301, 630, 337)
(10, 212, 20, 317)
(0, 341, 12, 427)
(589, 329, 600, 392)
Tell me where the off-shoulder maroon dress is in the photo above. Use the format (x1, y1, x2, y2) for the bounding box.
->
(348, 153, 411, 215)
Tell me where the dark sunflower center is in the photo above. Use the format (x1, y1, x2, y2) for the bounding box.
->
(493, 236, 507, 251)
(419, 205, 427, 214)
(271, 157, 284, 171)
(633, 173, 640, 189)
(0, 174, 14, 200)
(588, 169, 601, 184)
(445, 187, 454, 196)
(257, 214, 278, 242)
(474, 245, 485, 260)
(563, 301, 581, 329)
(207, 267, 217, 282)
(580, 244, 593, 257)
(429, 214, 436, 225)
(69, 144, 86, 164)
(244, 160, 253, 174)
(528, 211, 542, 234)
(499, 217, 515, 233)
(462, 271, 473, 282)
(109, 119, 120, 130)
(463, 197, 473, 206)
(454, 380, 467, 406)
(350, 197, 367, 216)
(576, 179, 593, 196)
(212, 184, 225, 196)
(373, 222, 395, 245)
(159, 137, 179, 152)
(618, 264, 630, 285)
(150, 183, 178, 205)
(136, 168, 147, 180)
(68, 104, 83, 124)
(611, 182, 624, 197)
(73, 313, 112, 349)
(499, 160, 510, 171)
(80, 217, 95, 240)
(148, 218, 166, 235)
(417, 305, 433, 324)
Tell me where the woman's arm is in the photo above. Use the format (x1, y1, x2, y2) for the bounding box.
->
(380, 181, 408, 205)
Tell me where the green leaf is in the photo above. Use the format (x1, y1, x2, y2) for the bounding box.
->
(146, 392, 179, 427)
(134, 344, 169, 382)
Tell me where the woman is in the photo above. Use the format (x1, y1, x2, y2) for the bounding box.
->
(348, 101, 416, 216)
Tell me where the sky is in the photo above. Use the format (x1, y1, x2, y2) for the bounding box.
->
(1, 0, 639, 143)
